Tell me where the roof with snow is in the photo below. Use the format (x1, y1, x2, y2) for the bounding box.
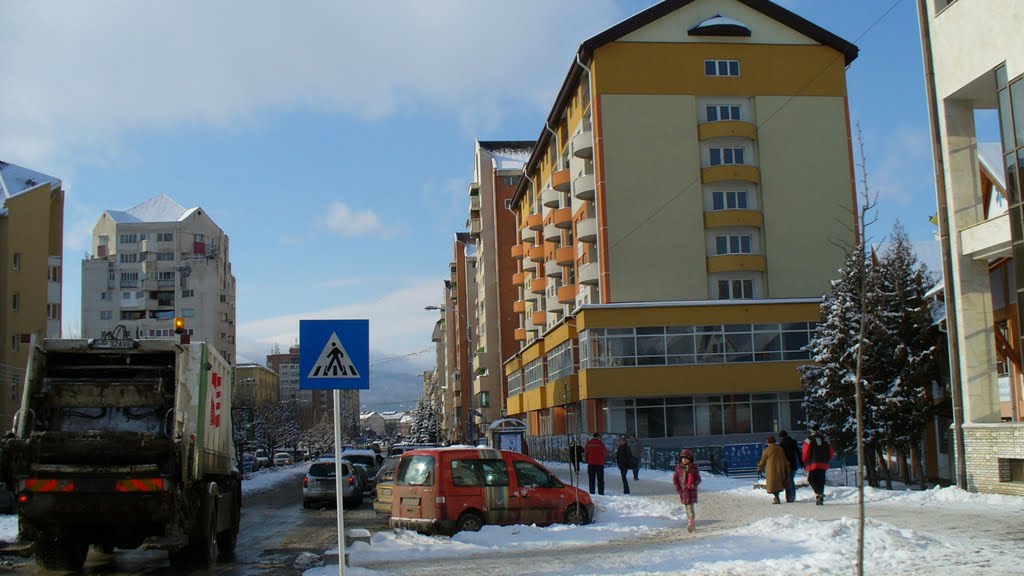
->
(479, 141, 534, 172)
(978, 142, 1006, 191)
(0, 161, 61, 215)
(688, 14, 752, 36)
(107, 193, 197, 223)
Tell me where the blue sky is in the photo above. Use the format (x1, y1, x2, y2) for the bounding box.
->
(1, 0, 996, 380)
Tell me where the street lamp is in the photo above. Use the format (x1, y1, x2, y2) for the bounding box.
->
(425, 305, 475, 443)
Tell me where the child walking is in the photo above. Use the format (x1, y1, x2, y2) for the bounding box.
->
(672, 449, 702, 533)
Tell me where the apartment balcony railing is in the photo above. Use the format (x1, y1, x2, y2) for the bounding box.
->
(532, 311, 547, 326)
(543, 223, 561, 243)
(469, 195, 481, 211)
(514, 328, 528, 341)
(545, 260, 562, 278)
(541, 187, 561, 209)
(555, 246, 575, 266)
(522, 256, 538, 272)
(553, 207, 573, 229)
(513, 300, 527, 313)
(571, 130, 594, 159)
(577, 217, 597, 243)
(579, 262, 599, 285)
(511, 245, 524, 260)
(526, 213, 544, 231)
(701, 164, 760, 184)
(557, 284, 576, 304)
(530, 278, 547, 295)
(703, 210, 764, 229)
(521, 227, 536, 244)
(698, 120, 757, 141)
(529, 245, 545, 263)
(573, 173, 595, 201)
(552, 169, 571, 192)
(512, 272, 526, 286)
(706, 254, 767, 274)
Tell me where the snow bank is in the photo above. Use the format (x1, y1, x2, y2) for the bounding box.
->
(826, 483, 1024, 508)
(0, 515, 16, 542)
(242, 463, 308, 497)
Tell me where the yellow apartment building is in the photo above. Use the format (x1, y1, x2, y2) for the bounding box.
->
(503, 0, 859, 446)
(0, 161, 64, 428)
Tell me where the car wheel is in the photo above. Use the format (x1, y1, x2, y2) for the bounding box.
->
(564, 504, 589, 526)
(455, 512, 484, 534)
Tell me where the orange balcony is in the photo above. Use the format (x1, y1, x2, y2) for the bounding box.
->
(557, 284, 576, 304)
(532, 311, 547, 325)
(552, 169, 571, 192)
(707, 254, 767, 273)
(555, 246, 575, 266)
(698, 120, 758, 141)
(513, 272, 526, 286)
(553, 207, 573, 229)
(702, 165, 760, 184)
(514, 328, 528, 341)
(526, 213, 544, 231)
(529, 246, 545, 262)
(704, 210, 764, 229)
(531, 278, 547, 294)
(513, 300, 527, 313)
(511, 245, 524, 259)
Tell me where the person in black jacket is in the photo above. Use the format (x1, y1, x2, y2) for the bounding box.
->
(615, 437, 632, 494)
(568, 439, 585, 476)
(778, 430, 803, 503)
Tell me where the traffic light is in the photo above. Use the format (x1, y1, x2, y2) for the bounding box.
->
(174, 317, 186, 335)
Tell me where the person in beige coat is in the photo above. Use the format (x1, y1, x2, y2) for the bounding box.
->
(757, 436, 791, 505)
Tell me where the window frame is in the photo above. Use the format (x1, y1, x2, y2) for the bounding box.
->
(704, 60, 741, 77)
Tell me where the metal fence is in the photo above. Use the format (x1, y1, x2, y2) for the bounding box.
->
(526, 434, 738, 476)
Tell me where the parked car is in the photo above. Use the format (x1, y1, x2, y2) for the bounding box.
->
(241, 453, 257, 474)
(273, 452, 294, 467)
(254, 448, 271, 470)
(373, 456, 400, 515)
(303, 459, 362, 509)
(340, 449, 380, 492)
(387, 443, 438, 458)
(390, 448, 593, 535)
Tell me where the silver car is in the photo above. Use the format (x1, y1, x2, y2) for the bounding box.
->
(302, 459, 362, 509)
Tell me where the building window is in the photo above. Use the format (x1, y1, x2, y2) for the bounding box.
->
(11, 336, 18, 352)
(119, 234, 138, 244)
(712, 191, 748, 211)
(715, 234, 752, 255)
(182, 290, 194, 298)
(48, 304, 60, 320)
(547, 341, 575, 381)
(705, 60, 740, 77)
(194, 234, 205, 243)
(119, 253, 138, 264)
(604, 391, 802, 438)
(706, 105, 741, 122)
(156, 252, 174, 261)
(999, 458, 1024, 483)
(12, 252, 21, 270)
(523, 358, 545, 391)
(710, 147, 745, 166)
(182, 308, 195, 318)
(100, 291, 111, 301)
(718, 279, 754, 300)
(11, 292, 19, 311)
(100, 311, 112, 320)
(220, 294, 227, 303)
(507, 371, 522, 396)
(48, 265, 61, 282)
(157, 233, 173, 242)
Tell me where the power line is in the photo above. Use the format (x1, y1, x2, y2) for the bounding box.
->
(608, 0, 907, 253)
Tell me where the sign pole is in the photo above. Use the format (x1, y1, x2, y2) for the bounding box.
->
(334, 390, 346, 576)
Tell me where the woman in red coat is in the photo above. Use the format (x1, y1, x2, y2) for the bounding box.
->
(672, 449, 702, 533)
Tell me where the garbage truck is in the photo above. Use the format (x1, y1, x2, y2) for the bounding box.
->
(0, 337, 241, 571)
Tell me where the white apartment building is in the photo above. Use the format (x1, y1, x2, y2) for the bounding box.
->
(920, 0, 1024, 495)
(82, 194, 237, 364)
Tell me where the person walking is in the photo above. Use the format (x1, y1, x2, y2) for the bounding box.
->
(672, 449, 702, 533)
(568, 438, 585, 476)
(802, 426, 835, 505)
(757, 436, 790, 505)
(584, 433, 608, 495)
(627, 434, 643, 481)
(778, 430, 803, 503)
(615, 437, 632, 494)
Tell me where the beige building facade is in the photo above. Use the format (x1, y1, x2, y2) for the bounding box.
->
(235, 363, 281, 407)
(0, 162, 64, 427)
(82, 194, 237, 364)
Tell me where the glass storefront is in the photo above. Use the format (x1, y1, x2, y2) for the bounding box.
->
(603, 392, 804, 438)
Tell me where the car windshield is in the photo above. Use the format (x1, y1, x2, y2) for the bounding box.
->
(345, 455, 376, 468)
(396, 455, 434, 486)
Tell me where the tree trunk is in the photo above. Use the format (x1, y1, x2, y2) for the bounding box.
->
(878, 445, 892, 490)
(864, 443, 878, 488)
(916, 438, 928, 490)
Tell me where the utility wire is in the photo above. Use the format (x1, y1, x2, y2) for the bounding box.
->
(608, 0, 907, 253)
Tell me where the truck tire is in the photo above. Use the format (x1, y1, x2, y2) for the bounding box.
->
(194, 496, 219, 568)
(216, 486, 240, 561)
(35, 537, 88, 572)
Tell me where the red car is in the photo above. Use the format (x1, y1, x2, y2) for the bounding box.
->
(390, 448, 593, 535)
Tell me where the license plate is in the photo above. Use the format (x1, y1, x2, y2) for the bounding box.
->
(381, 488, 392, 496)
(401, 497, 420, 506)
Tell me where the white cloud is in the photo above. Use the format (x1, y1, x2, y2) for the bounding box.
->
(0, 0, 620, 167)
(322, 201, 385, 237)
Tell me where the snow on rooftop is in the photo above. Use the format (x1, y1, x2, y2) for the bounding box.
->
(120, 193, 190, 222)
(978, 142, 1006, 190)
(691, 14, 750, 31)
(491, 149, 532, 172)
(0, 161, 61, 215)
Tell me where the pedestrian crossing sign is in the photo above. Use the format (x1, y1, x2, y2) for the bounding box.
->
(299, 319, 369, 390)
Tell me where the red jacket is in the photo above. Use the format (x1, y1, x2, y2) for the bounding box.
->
(584, 438, 608, 465)
(802, 436, 835, 472)
(672, 462, 701, 505)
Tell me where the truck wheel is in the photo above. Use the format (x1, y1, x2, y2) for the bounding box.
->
(35, 537, 88, 572)
(194, 497, 219, 568)
(216, 489, 240, 561)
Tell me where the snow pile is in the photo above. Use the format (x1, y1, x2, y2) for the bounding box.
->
(0, 515, 17, 543)
(242, 463, 308, 496)
(826, 483, 1024, 508)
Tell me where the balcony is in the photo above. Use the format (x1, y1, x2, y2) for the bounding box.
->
(704, 210, 764, 229)
(698, 120, 758, 141)
(513, 272, 526, 286)
(524, 289, 540, 302)
(961, 212, 1011, 260)
(552, 169, 571, 192)
(529, 245, 545, 263)
(513, 300, 527, 313)
(579, 261, 599, 285)
(469, 216, 481, 236)
(555, 246, 575, 266)
(522, 256, 538, 272)
(558, 284, 576, 304)
(545, 260, 563, 278)
(702, 165, 760, 184)
(543, 223, 561, 243)
(531, 278, 547, 294)
(553, 207, 573, 229)
(469, 195, 481, 211)
(573, 174, 595, 201)
(577, 217, 597, 243)
(542, 187, 561, 208)
(527, 213, 544, 231)
(511, 245, 524, 260)
(521, 227, 536, 244)
(707, 254, 767, 274)
(532, 311, 547, 326)
(514, 328, 528, 341)
(571, 130, 594, 159)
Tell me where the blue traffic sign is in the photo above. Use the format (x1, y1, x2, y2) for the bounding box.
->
(299, 319, 370, 390)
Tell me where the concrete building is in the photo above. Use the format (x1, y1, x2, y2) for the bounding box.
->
(437, 233, 477, 443)
(468, 141, 534, 432)
(360, 411, 386, 437)
(919, 0, 1024, 494)
(503, 0, 858, 446)
(0, 162, 63, 427)
(267, 345, 307, 404)
(235, 363, 281, 407)
(82, 194, 237, 364)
